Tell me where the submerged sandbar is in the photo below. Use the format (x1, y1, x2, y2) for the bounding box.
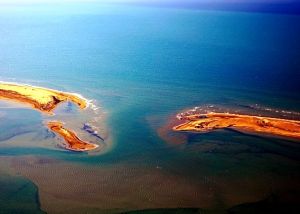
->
(0, 82, 87, 114)
(47, 121, 99, 152)
(173, 112, 300, 139)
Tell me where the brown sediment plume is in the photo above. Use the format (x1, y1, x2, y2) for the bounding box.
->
(8, 155, 300, 213)
(173, 112, 300, 139)
(153, 115, 188, 145)
(0, 82, 87, 114)
(47, 121, 99, 152)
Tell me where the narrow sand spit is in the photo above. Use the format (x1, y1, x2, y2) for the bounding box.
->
(174, 112, 300, 139)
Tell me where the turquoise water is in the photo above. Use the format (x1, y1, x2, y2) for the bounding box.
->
(0, 3, 300, 213)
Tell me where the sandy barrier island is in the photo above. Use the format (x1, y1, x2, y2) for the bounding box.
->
(0, 82, 87, 114)
(0, 81, 99, 152)
(173, 112, 300, 139)
(47, 121, 99, 151)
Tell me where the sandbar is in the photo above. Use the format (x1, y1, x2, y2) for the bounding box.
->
(0, 82, 87, 114)
(173, 112, 300, 139)
(0, 81, 100, 152)
(47, 121, 99, 152)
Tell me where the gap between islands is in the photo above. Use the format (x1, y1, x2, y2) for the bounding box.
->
(0, 81, 99, 152)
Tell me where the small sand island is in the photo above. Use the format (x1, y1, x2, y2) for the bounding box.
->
(48, 121, 99, 152)
(0, 82, 87, 114)
(0, 81, 99, 152)
(174, 112, 300, 139)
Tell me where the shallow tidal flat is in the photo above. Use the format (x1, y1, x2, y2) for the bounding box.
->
(0, 83, 299, 213)
(2, 151, 299, 214)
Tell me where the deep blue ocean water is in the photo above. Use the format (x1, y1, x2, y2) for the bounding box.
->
(0, 2, 300, 213)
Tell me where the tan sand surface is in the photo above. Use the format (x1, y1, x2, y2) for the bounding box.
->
(0, 82, 100, 152)
(174, 112, 300, 139)
(47, 121, 99, 152)
(0, 82, 87, 114)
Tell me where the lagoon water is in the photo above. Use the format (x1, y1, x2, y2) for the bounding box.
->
(0, 3, 300, 213)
